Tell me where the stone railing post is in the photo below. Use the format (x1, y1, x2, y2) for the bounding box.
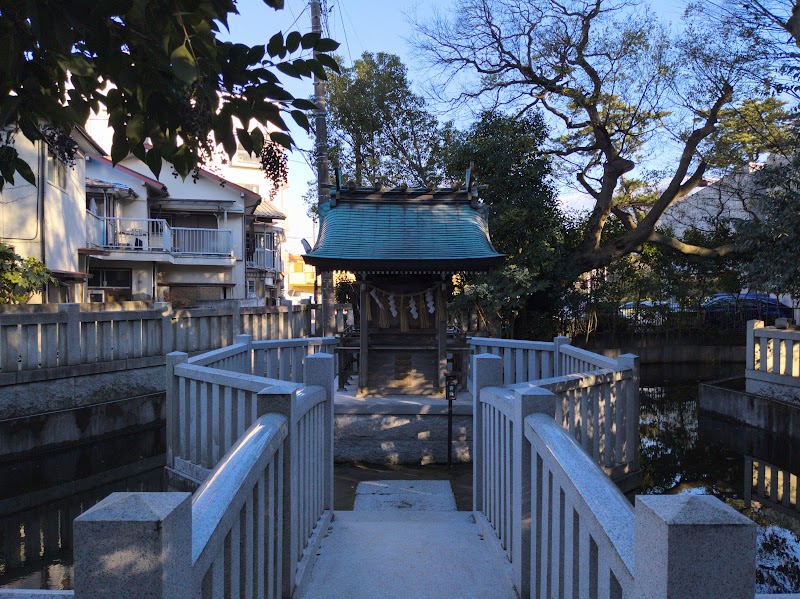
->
(74, 492, 193, 599)
(552, 335, 570, 377)
(230, 302, 241, 340)
(57, 303, 81, 366)
(156, 302, 175, 354)
(166, 351, 189, 468)
(512, 386, 557, 599)
(633, 495, 756, 599)
(335, 305, 344, 334)
(747, 319, 764, 371)
(472, 353, 502, 515)
(235, 333, 253, 375)
(256, 385, 298, 598)
(304, 353, 335, 511)
(617, 353, 640, 469)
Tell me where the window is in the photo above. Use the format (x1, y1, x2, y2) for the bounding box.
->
(87, 193, 115, 218)
(89, 268, 132, 289)
(239, 183, 261, 196)
(88, 268, 132, 302)
(47, 154, 68, 189)
(247, 280, 257, 299)
(234, 142, 261, 167)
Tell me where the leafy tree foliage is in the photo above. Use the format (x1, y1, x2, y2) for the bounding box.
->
(445, 111, 572, 338)
(326, 52, 455, 187)
(0, 0, 339, 190)
(0, 243, 55, 303)
(414, 0, 775, 275)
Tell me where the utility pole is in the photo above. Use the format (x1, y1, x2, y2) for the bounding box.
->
(311, 0, 335, 336)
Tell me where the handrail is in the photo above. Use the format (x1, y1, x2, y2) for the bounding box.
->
(525, 412, 635, 583)
(192, 413, 287, 568)
(469, 336, 554, 350)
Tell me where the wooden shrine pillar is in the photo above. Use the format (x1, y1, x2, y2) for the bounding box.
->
(358, 282, 369, 393)
(437, 282, 447, 390)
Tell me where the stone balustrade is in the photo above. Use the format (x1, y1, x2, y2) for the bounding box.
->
(470, 338, 640, 475)
(166, 336, 336, 478)
(0, 348, 335, 599)
(747, 319, 800, 401)
(472, 354, 768, 599)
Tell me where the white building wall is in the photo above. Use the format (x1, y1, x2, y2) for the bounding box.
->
(0, 134, 86, 274)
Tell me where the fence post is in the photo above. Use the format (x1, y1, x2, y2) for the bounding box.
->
(512, 387, 557, 599)
(235, 333, 253, 375)
(472, 353, 502, 515)
(166, 351, 189, 469)
(633, 494, 756, 599)
(157, 302, 175, 354)
(304, 353, 335, 511)
(747, 319, 764, 371)
(58, 303, 81, 366)
(256, 385, 297, 598)
(617, 353, 640, 469)
(552, 335, 570, 377)
(231, 301, 241, 339)
(73, 492, 193, 599)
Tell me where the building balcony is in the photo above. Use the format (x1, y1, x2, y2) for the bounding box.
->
(246, 248, 280, 271)
(171, 227, 233, 256)
(86, 213, 234, 259)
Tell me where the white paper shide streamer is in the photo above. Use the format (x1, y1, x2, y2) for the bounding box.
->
(425, 290, 435, 314)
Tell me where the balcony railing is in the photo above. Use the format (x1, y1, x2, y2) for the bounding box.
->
(85, 214, 172, 252)
(171, 227, 233, 256)
(247, 247, 278, 270)
(85, 214, 236, 258)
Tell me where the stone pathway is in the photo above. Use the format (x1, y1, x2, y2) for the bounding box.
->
(295, 480, 515, 599)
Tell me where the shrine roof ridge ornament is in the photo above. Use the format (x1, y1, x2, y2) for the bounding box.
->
(324, 169, 485, 209)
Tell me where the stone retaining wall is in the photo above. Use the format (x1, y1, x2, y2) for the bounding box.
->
(699, 377, 800, 440)
(334, 397, 473, 465)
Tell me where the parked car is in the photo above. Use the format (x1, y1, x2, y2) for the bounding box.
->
(700, 293, 793, 324)
(618, 300, 683, 319)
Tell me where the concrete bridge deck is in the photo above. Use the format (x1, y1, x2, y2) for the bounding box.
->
(297, 480, 515, 599)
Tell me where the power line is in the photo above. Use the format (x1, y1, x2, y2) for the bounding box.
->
(331, 0, 354, 64)
(285, 1, 308, 33)
(337, 0, 365, 59)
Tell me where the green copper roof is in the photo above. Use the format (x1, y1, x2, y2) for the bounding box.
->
(303, 192, 504, 272)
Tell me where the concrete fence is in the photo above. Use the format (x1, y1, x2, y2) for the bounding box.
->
(0, 302, 332, 385)
(471, 354, 776, 599)
(747, 320, 800, 401)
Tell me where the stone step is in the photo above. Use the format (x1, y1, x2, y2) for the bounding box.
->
(353, 480, 457, 511)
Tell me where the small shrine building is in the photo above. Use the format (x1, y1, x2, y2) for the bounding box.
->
(303, 173, 504, 396)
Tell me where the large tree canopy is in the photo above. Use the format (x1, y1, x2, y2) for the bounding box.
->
(326, 52, 455, 187)
(415, 0, 776, 277)
(0, 0, 339, 190)
(445, 110, 571, 337)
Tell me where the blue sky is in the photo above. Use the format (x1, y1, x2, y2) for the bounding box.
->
(225, 0, 440, 246)
(224, 0, 690, 244)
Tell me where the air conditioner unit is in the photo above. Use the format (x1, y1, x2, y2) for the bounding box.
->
(264, 276, 274, 286)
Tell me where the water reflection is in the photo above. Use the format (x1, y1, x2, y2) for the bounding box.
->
(0, 427, 166, 590)
(639, 363, 800, 499)
(638, 363, 800, 593)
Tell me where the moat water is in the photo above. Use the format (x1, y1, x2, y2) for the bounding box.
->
(1, 362, 798, 591)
